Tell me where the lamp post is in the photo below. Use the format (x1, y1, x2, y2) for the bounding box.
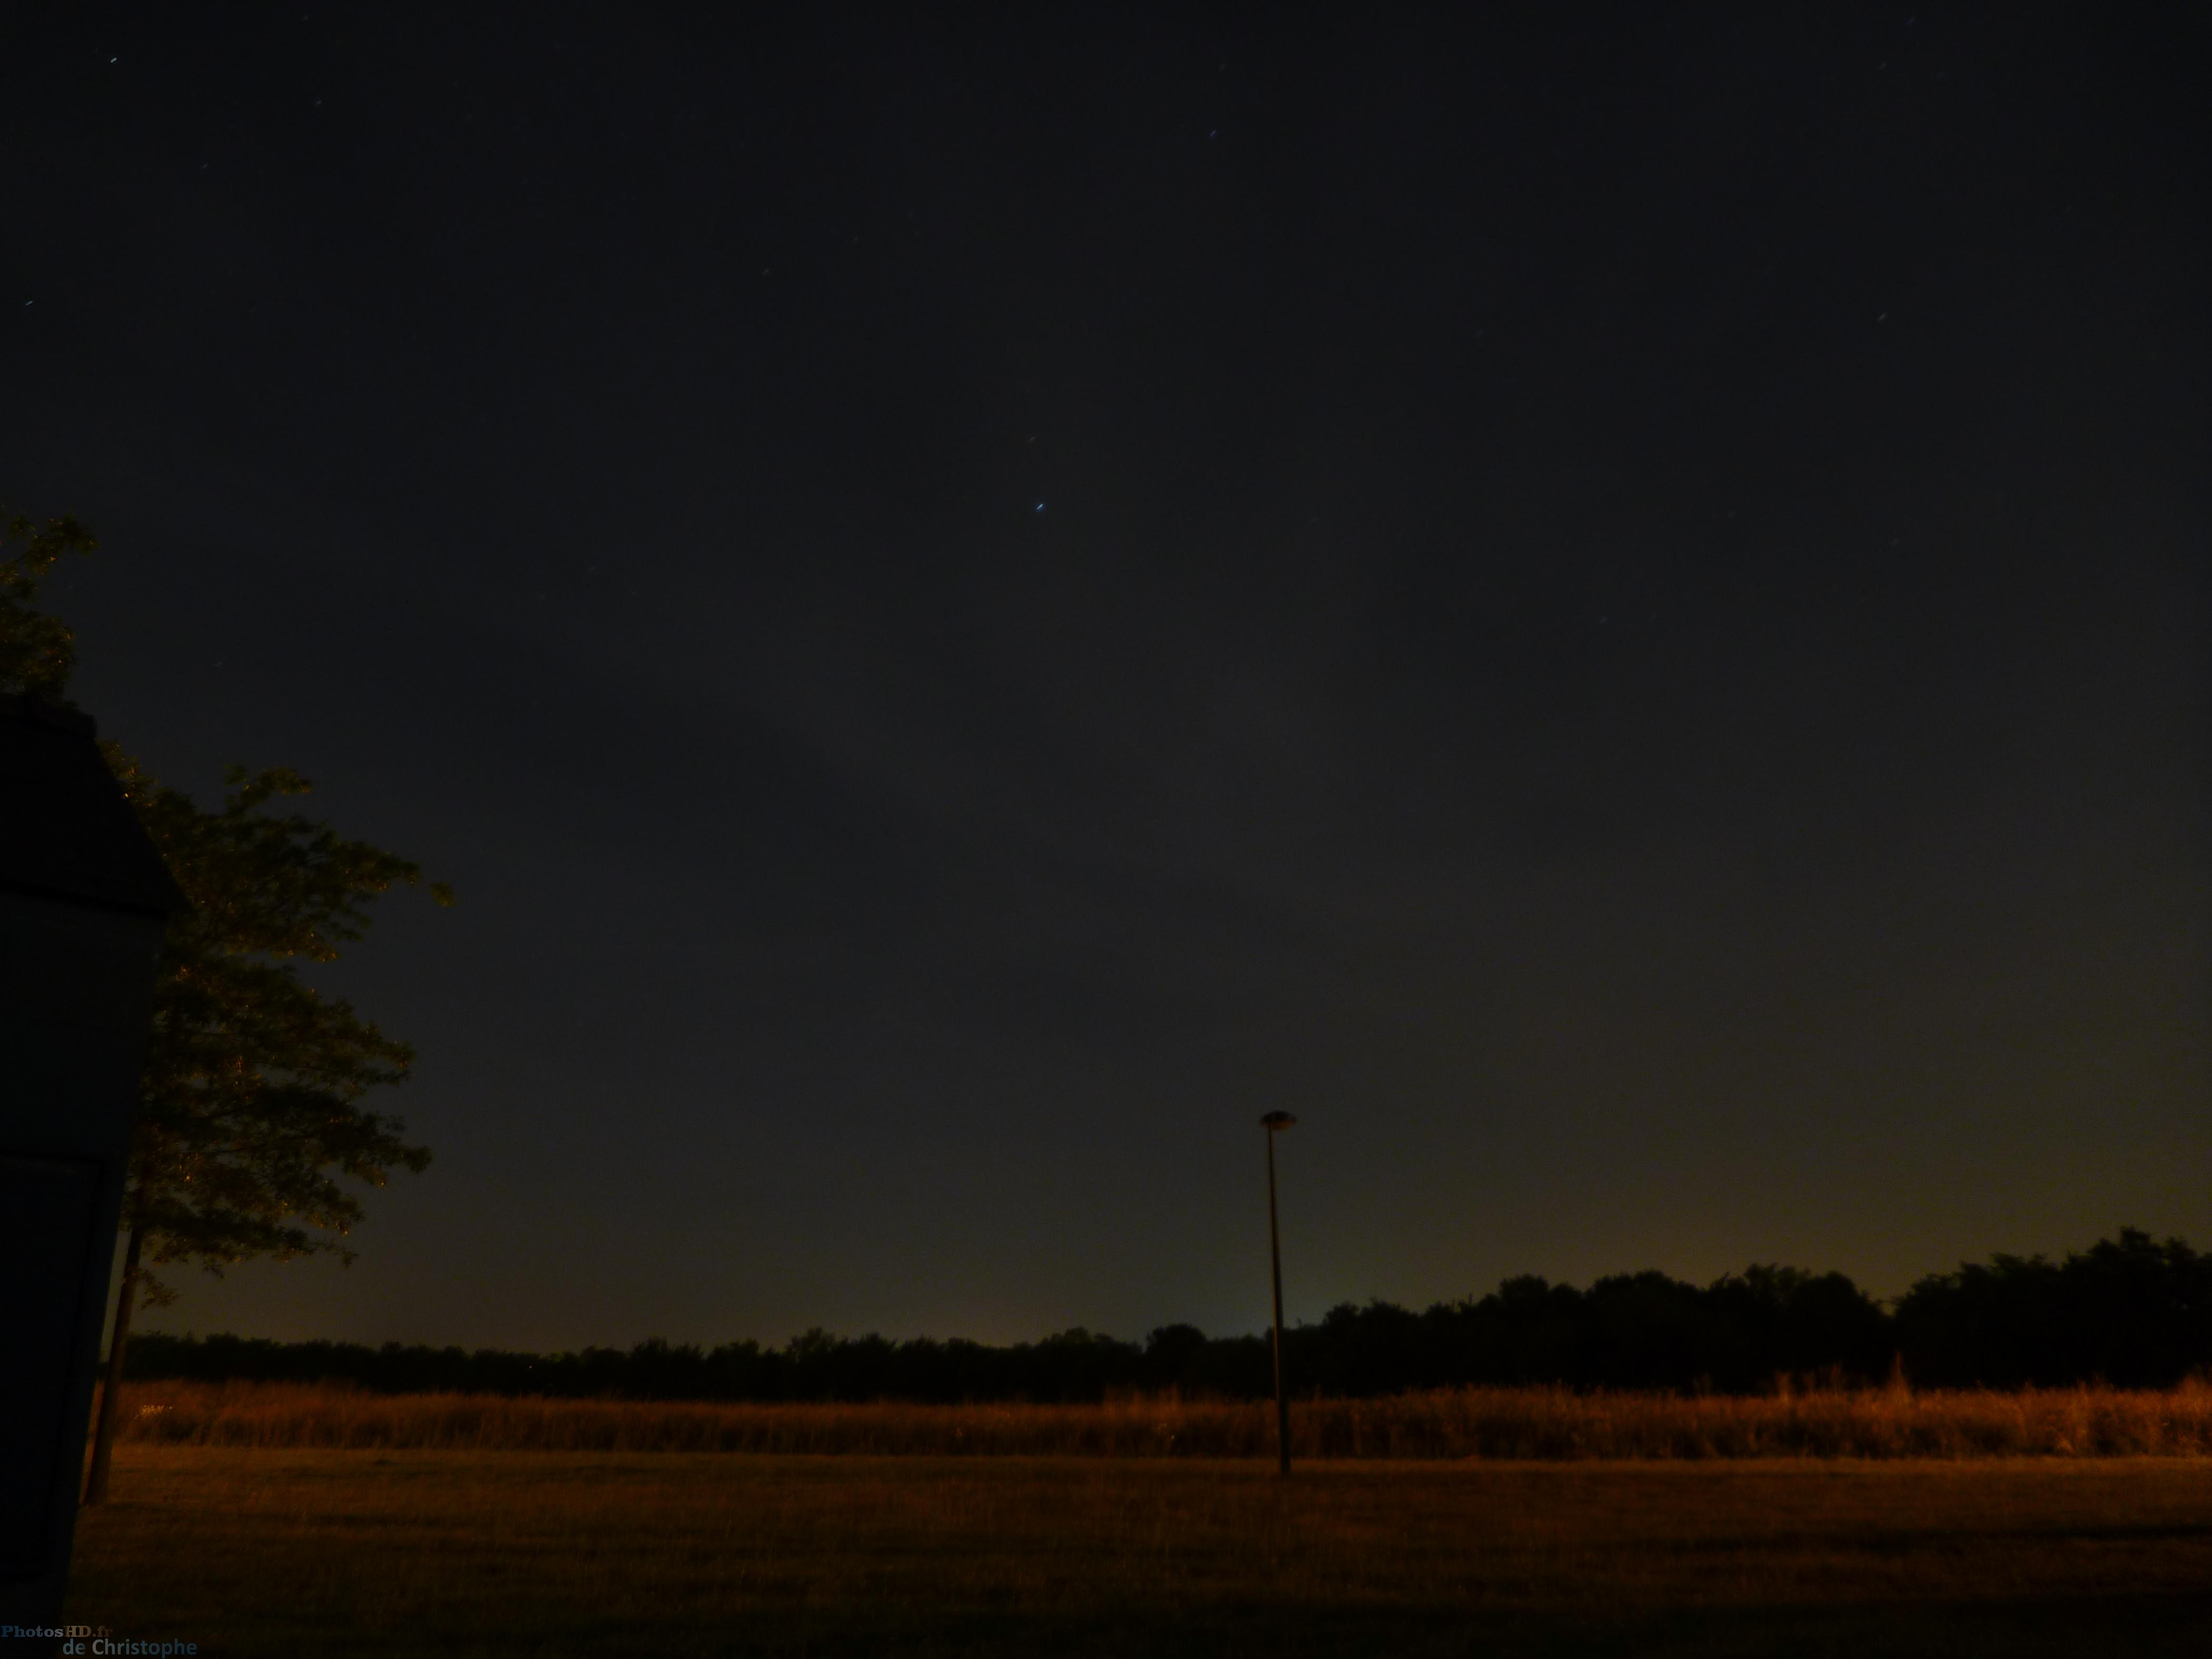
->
(1260, 1110, 1297, 1476)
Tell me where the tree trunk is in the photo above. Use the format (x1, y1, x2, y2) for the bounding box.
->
(82, 1219, 143, 1506)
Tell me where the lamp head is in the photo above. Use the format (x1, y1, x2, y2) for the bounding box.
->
(1259, 1111, 1297, 1131)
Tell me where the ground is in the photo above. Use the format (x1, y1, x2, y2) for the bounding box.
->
(66, 1449, 2212, 1656)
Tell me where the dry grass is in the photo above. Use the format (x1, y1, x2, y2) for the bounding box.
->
(65, 1447, 2212, 1657)
(103, 1376, 2212, 1459)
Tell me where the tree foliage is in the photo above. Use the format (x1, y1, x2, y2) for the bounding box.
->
(1, 509, 98, 696)
(3, 510, 446, 1289)
(108, 752, 450, 1299)
(118, 1231, 2212, 1401)
(1892, 1228, 2212, 1388)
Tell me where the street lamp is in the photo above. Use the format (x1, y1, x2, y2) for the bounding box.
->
(1260, 1110, 1297, 1476)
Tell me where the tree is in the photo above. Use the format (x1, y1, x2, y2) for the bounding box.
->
(0, 509, 98, 696)
(1, 515, 448, 1502)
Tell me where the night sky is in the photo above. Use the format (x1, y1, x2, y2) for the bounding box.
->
(6, 6, 2205, 1351)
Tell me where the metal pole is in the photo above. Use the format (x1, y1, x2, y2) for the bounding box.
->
(83, 1219, 142, 1505)
(1265, 1118, 1291, 1476)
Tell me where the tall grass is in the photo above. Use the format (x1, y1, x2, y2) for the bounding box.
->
(101, 1377, 2212, 1459)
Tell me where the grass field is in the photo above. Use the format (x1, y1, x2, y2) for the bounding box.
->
(66, 1447, 2212, 1656)
(105, 1377, 2212, 1459)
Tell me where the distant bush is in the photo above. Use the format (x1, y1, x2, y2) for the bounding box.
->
(123, 1229, 2212, 1403)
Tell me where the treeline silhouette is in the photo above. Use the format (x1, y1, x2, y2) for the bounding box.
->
(125, 1229, 2212, 1402)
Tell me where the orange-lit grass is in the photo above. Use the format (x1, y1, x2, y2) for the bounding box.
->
(104, 1376, 2212, 1458)
(65, 1447, 2212, 1657)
